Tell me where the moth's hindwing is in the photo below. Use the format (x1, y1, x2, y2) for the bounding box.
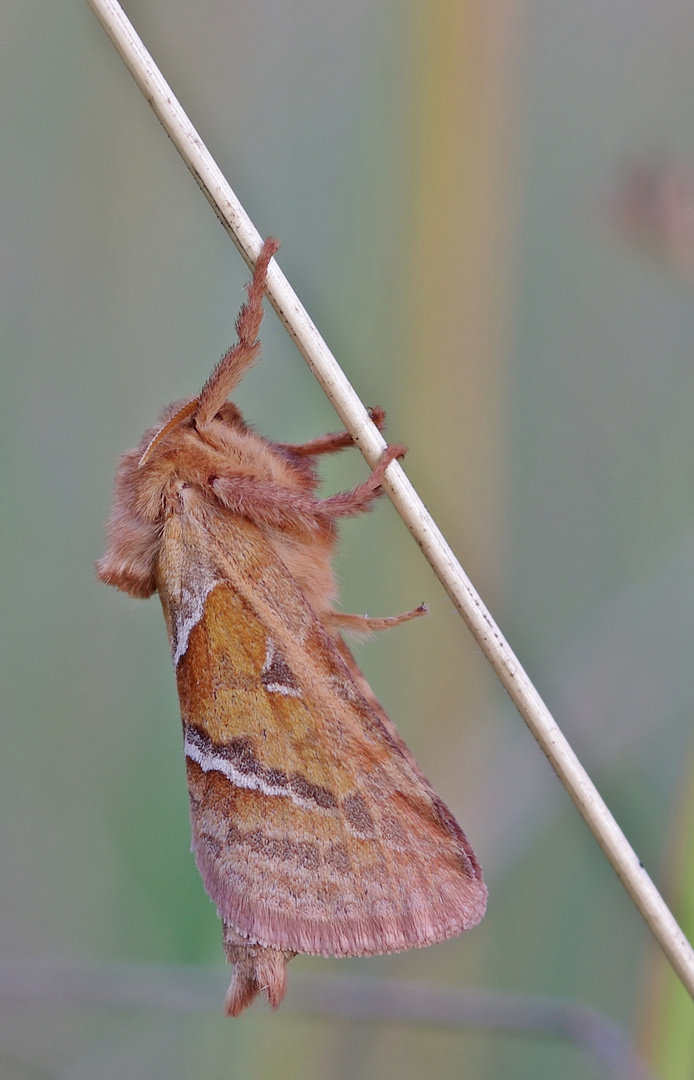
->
(159, 513, 487, 958)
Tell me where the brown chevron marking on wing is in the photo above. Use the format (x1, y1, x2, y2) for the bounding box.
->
(261, 638, 303, 697)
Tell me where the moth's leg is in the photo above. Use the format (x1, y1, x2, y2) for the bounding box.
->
(209, 475, 328, 534)
(276, 430, 353, 456)
(196, 238, 279, 428)
(318, 442, 407, 520)
(276, 407, 386, 458)
(327, 604, 428, 635)
(210, 440, 405, 534)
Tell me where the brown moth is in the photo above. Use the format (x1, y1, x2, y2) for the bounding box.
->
(97, 239, 487, 1016)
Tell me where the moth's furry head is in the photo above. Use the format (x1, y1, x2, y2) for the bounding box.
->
(96, 394, 318, 599)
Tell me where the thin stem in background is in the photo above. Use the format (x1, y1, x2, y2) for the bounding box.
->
(0, 960, 653, 1080)
(84, 0, 694, 1000)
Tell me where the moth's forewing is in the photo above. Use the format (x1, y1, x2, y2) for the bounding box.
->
(158, 507, 487, 957)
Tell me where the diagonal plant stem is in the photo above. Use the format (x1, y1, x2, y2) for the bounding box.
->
(85, 0, 694, 999)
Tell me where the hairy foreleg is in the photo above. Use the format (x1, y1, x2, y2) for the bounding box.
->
(318, 443, 407, 520)
(276, 407, 386, 458)
(209, 475, 328, 535)
(210, 440, 405, 534)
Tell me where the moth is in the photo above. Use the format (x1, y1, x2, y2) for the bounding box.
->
(97, 238, 487, 1016)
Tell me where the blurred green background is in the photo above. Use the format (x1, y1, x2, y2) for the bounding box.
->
(2, 0, 694, 1076)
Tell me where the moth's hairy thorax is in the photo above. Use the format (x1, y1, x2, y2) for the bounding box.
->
(97, 404, 339, 618)
(175, 415, 339, 618)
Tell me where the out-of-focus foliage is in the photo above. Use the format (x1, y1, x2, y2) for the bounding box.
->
(1, 0, 693, 1076)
